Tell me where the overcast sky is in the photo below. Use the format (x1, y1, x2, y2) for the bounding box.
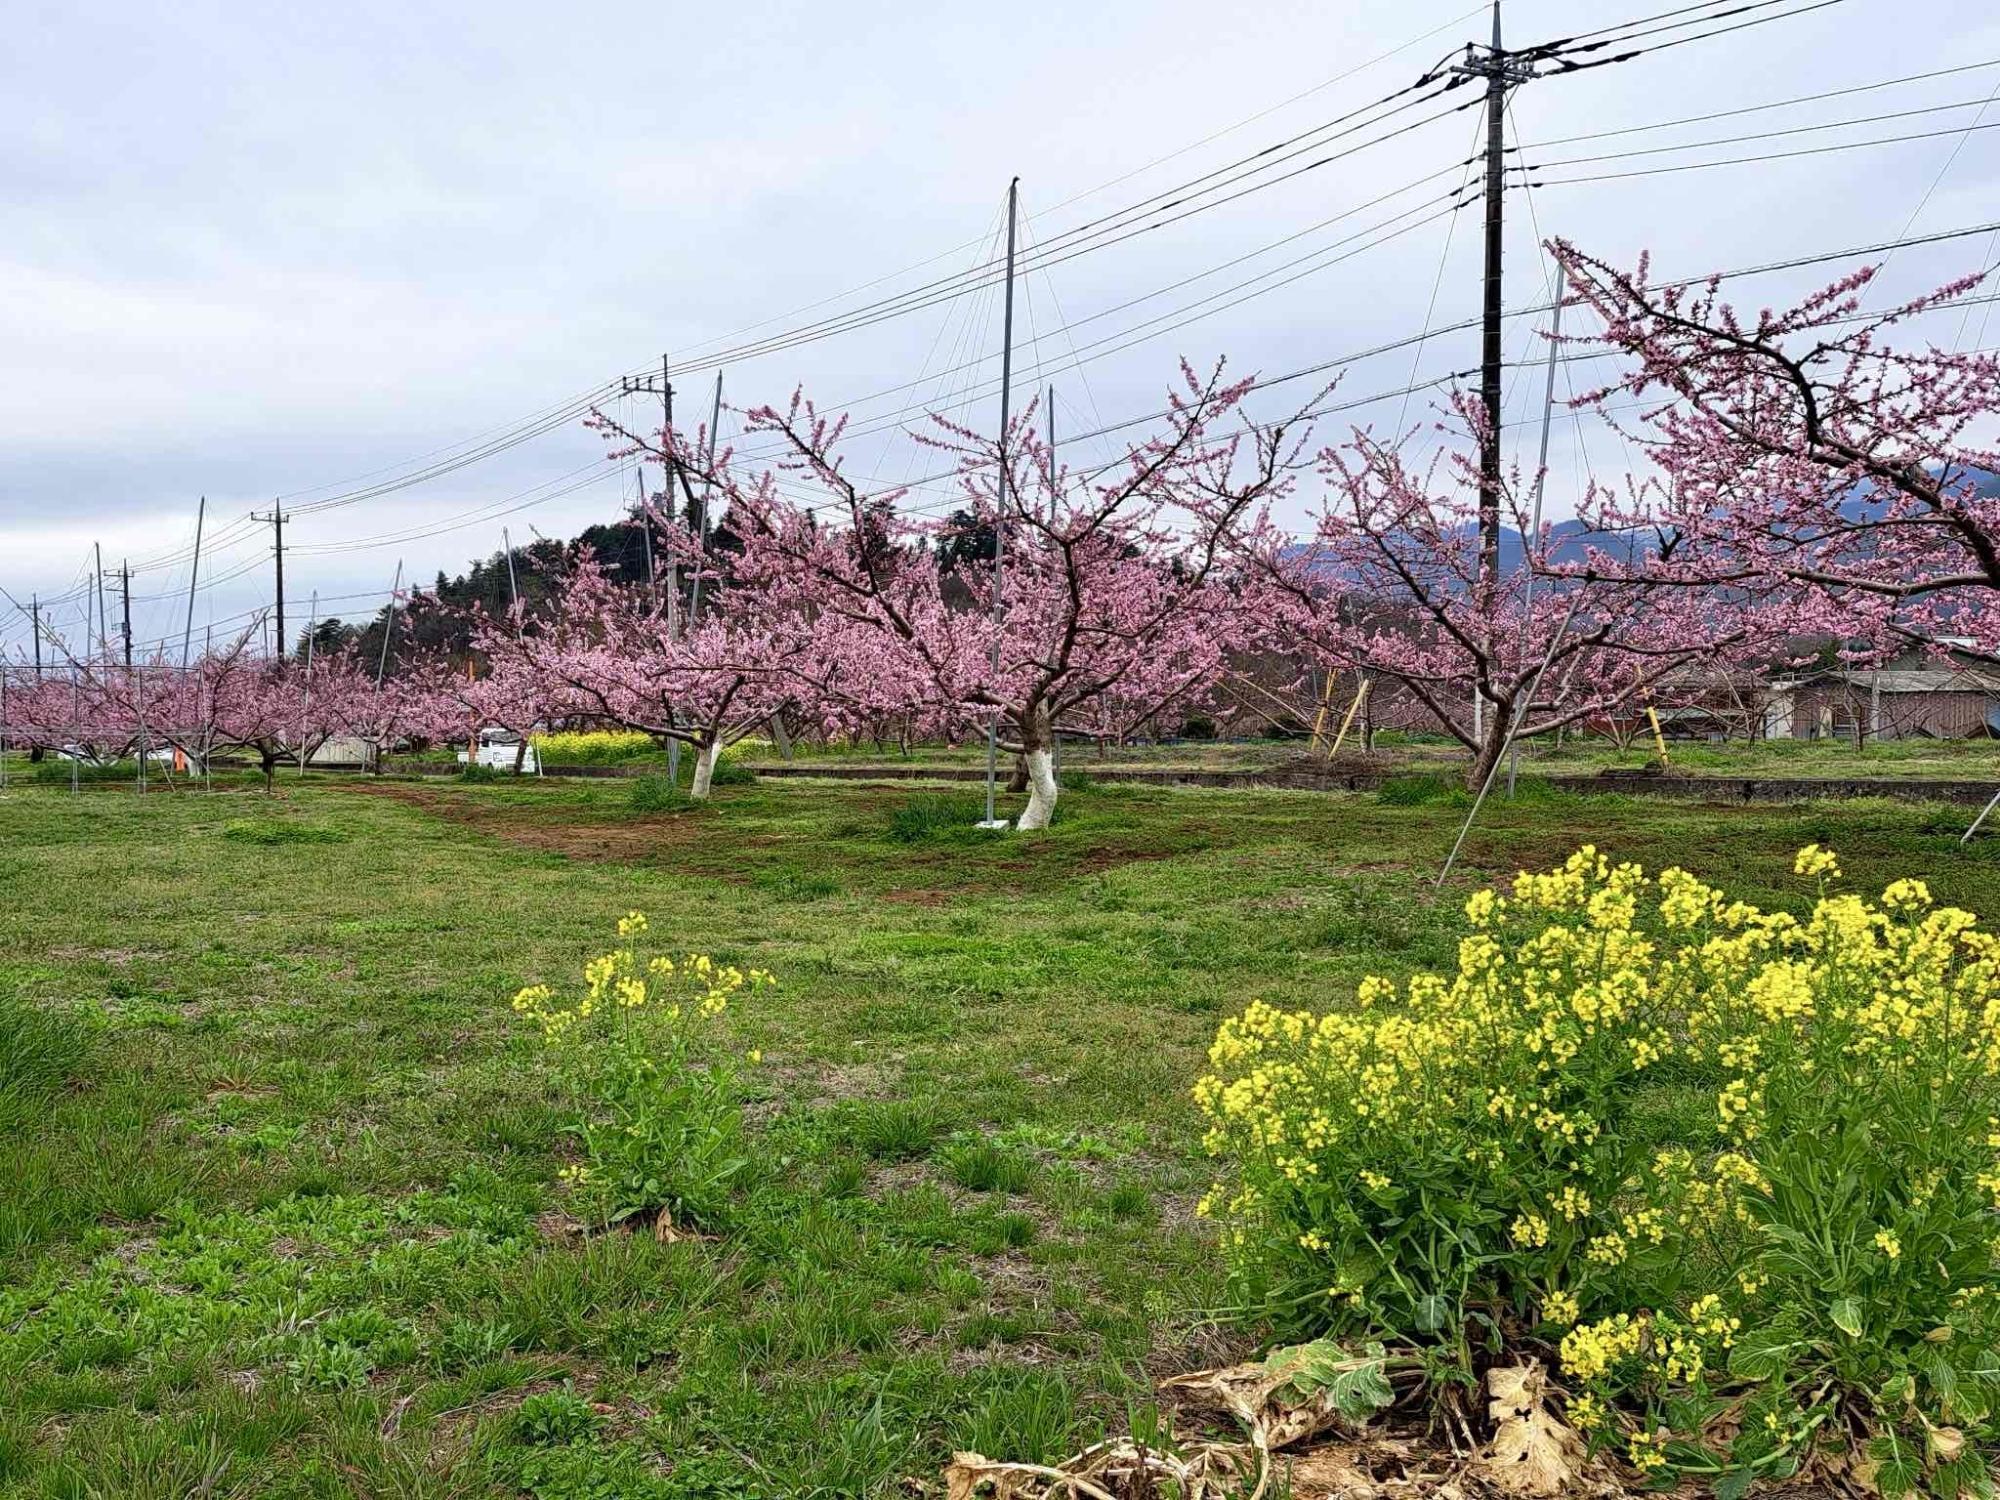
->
(4, 0, 1997, 659)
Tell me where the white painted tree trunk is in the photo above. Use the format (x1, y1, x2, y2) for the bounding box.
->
(689, 740, 721, 800)
(1016, 747, 1058, 830)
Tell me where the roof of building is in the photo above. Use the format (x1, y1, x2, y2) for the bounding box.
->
(1773, 669, 2000, 694)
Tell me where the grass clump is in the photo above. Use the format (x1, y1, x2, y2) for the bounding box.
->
(707, 754, 758, 788)
(1375, 772, 1469, 807)
(629, 774, 689, 813)
(32, 759, 134, 785)
(221, 818, 346, 846)
(885, 793, 988, 842)
(940, 1139, 1034, 1195)
(0, 996, 92, 1133)
(848, 1099, 951, 1161)
(752, 865, 842, 900)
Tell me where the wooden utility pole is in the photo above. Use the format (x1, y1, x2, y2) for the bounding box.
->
(119, 562, 132, 668)
(981, 177, 1021, 829)
(619, 359, 680, 618)
(250, 498, 287, 658)
(1453, 1, 1541, 599)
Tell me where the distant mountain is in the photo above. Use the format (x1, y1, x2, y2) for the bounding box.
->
(1281, 467, 2000, 585)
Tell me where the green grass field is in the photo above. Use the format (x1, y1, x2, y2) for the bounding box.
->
(738, 731, 2000, 782)
(4, 772, 2000, 1497)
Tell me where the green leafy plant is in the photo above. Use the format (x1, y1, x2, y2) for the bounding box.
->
(630, 774, 689, 813)
(513, 1385, 602, 1446)
(514, 913, 775, 1232)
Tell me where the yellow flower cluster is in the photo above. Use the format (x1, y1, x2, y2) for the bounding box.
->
(511, 914, 775, 1046)
(1195, 840, 2000, 1426)
(1561, 1313, 1646, 1381)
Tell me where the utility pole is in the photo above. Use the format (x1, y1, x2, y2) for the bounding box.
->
(119, 561, 132, 668)
(620, 359, 688, 785)
(1453, 1, 1540, 598)
(30, 596, 40, 674)
(619, 358, 682, 628)
(94, 542, 108, 661)
(183, 496, 205, 667)
(251, 498, 287, 659)
(981, 177, 1021, 829)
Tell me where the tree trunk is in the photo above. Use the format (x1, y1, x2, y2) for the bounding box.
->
(769, 713, 793, 761)
(513, 738, 529, 774)
(1006, 754, 1029, 794)
(260, 745, 278, 795)
(689, 739, 721, 801)
(1016, 706, 1059, 830)
(1463, 720, 1508, 793)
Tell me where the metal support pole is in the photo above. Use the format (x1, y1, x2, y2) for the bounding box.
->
(1506, 259, 1566, 797)
(1047, 384, 1062, 776)
(375, 561, 403, 690)
(135, 651, 148, 795)
(690, 370, 722, 624)
(502, 527, 521, 629)
(94, 542, 107, 661)
(662, 354, 679, 638)
(298, 590, 318, 777)
(981, 177, 1020, 829)
(182, 497, 205, 667)
(1437, 591, 1582, 891)
(1964, 786, 2000, 844)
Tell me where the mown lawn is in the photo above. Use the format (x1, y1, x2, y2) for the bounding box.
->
(3, 772, 1999, 1497)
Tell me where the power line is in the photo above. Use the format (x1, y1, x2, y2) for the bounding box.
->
(1522, 118, 2000, 187)
(1528, 58, 2000, 148)
(1520, 100, 2000, 170)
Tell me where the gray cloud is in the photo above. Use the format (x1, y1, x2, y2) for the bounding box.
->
(3, 0, 1995, 653)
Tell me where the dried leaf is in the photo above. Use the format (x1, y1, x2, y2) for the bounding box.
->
(1477, 1363, 1584, 1498)
(1165, 1340, 1393, 1454)
(1282, 1446, 1381, 1498)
